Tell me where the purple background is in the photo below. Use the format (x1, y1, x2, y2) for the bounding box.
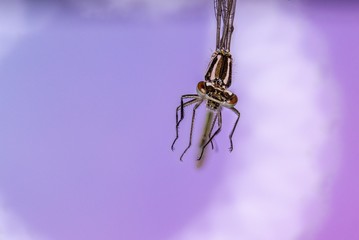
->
(0, 1, 358, 240)
(303, 5, 359, 240)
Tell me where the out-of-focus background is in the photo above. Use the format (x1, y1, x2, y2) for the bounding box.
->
(0, 0, 358, 240)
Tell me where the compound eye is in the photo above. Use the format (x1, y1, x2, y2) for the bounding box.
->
(226, 93, 238, 107)
(197, 81, 207, 96)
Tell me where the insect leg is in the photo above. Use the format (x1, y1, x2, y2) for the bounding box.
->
(229, 107, 240, 152)
(176, 95, 200, 126)
(171, 95, 200, 151)
(198, 111, 222, 160)
(180, 100, 203, 161)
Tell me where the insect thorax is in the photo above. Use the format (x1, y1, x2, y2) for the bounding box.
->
(196, 50, 238, 109)
(206, 100, 221, 111)
(205, 49, 232, 88)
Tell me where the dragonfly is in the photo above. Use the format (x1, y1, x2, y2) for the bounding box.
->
(171, 0, 240, 161)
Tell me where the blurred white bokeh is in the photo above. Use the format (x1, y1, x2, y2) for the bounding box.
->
(0, 0, 27, 62)
(0, 198, 48, 240)
(70, 0, 205, 17)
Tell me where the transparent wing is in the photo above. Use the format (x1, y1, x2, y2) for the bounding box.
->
(214, 0, 222, 49)
(215, 0, 237, 51)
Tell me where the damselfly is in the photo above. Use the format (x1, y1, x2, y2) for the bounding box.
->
(171, 0, 240, 161)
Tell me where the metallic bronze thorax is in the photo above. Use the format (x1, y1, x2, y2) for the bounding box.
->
(204, 50, 232, 88)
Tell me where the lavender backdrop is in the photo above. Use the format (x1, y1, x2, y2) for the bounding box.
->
(0, 1, 357, 240)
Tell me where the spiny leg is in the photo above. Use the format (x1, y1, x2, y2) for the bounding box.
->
(198, 111, 222, 160)
(172, 95, 200, 151)
(229, 107, 240, 152)
(180, 100, 203, 161)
